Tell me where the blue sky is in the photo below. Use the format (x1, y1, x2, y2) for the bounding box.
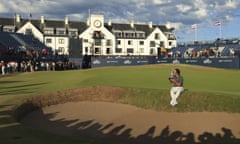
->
(0, 0, 240, 42)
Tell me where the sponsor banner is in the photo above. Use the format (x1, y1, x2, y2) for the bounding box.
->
(92, 57, 151, 67)
(185, 59, 198, 63)
(199, 58, 239, 69)
(91, 57, 240, 69)
(154, 58, 172, 64)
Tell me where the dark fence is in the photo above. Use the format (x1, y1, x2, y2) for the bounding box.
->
(89, 56, 240, 69)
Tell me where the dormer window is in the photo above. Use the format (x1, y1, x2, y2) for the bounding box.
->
(136, 32, 145, 38)
(113, 31, 122, 38)
(166, 33, 176, 40)
(68, 28, 78, 37)
(44, 27, 54, 35)
(25, 28, 32, 35)
(56, 28, 66, 35)
(3, 25, 15, 32)
(123, 31, 135, 38)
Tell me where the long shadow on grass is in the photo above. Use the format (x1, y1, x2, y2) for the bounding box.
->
(0, 105, 16, 126)
(20, 108, 240, 144)
(0, 81, 23, 85)
(0, 105, 12, 116)
(0, 82, 48, 96)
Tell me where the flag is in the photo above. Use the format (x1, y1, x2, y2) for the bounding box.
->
(191, 24, 197, 29)
(214, 21, 221, 25)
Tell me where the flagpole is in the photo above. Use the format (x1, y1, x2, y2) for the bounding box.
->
(195, 26, 198, 42)
(214, 21, 222, 39)
(192, 24, 197, 42)
(13, 13, 16, 27)
(219, 23, 222, 39)
(88, 8, 91, 25)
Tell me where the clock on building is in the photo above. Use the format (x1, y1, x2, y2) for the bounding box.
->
(94, 20, 102, 28)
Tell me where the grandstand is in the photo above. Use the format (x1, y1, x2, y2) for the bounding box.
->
(0, 31, 53, 62)
(0, 31, 21, 51)
(0, 31, 51, 52)
(171, 38, 240, 58)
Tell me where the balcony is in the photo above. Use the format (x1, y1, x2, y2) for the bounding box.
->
(93, 31, 104, 39)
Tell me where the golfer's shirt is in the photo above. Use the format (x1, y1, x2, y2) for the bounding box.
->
(173, 76, 184, 87)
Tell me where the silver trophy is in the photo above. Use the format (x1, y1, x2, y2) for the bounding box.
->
(168, 69, 175, 80)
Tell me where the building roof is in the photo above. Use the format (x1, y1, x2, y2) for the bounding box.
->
(0, 16, 172, 38)
(105, 23, 170, 36)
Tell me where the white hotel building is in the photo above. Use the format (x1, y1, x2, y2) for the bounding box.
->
(0, 14, 177, 57)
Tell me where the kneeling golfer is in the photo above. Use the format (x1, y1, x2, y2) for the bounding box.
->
(168, 68, 184, 106)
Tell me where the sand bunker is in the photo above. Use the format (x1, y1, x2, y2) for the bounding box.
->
(21, 101, 240, 144)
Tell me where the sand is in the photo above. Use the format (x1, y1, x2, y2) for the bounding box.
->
(21, 101, 240, 144)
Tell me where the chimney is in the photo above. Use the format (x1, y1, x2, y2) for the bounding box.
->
(65, 16, 68, 25)
(165, 22, 170, 29)
(41, 16, 45, 24)
(148, 21, 153, 29)
(16, 14, 21, 23)
(130, 20, 134, 28)
(86, 18, 90, 26)
(108, 19, 112, 26)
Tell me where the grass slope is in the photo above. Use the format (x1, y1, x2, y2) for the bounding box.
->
(0, 64, 240, 144)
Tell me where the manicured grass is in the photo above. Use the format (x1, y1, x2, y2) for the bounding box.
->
(0, 64, 240, 144)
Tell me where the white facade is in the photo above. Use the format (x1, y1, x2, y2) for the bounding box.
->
(17, 21, 44, 42)
(1, 14, 177, 57)
(79, 14, 116, 56)
(44, 36, 69, 55)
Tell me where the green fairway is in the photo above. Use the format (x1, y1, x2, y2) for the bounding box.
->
(0, 64, 240, 143)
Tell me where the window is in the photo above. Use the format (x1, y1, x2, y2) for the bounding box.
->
(136, 32, 145, 38)
(106, 48, 111, 54)
(150, 48, 154, 54)
(44, 28, 54, 35)
(85, 47, 88, 53)
(58, 39, 65, 44)
(139, 41, 144, 45)
(127, 48, 134, 53)
(169, 41, 172, 46)
(56, 28, 66, 35)
(46, 38, 52, 44)
(58, 47, 64, 53)
(124, 32, 135, 38)
(95, 39, 101, 46)
(140, 48, 144, 53)
(83, 39, 88, 43)
(167, 33, 175, 40)
(25, 28, 32, 35)
(93, 31, 104, 39)
(106, 39, 112, 46)
(130, 33, 134, 38)
(3, 25, 15, 32)
(94, 48, 100, 54)
(128, 40, 133, 45)
(118, 40, 121, 45)
(114, 32, 122, 38)
(125, 33, 129, 38)
(68, 29, 78, 37)
(116, 48, 122, 53)
(160, 41, 164, 47)
(150, 41, 155, 47)
(155, 33, 160, 39)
